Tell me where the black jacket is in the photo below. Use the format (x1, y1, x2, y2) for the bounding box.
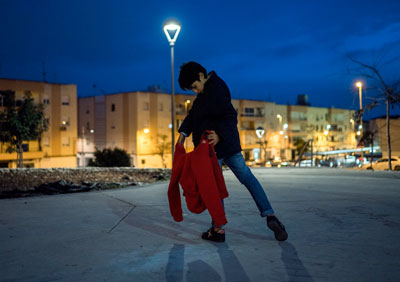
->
(178, 71, 242, 159)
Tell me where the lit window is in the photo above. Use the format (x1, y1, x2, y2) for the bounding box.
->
(62, 96, 70, 105)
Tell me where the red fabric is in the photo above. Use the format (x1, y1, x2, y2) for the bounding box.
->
(167, 133, 228, 226)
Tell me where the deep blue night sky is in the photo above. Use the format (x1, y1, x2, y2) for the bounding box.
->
(1, 0, 399, 119)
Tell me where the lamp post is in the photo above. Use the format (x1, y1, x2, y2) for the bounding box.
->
(356, 82, 363, 111)
(277, 114, 282, 159)
(163, 21, 181, 161)
(356, 81, 364, 161)
(355, 81, 364, 134)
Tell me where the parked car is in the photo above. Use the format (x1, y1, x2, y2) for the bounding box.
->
(297, 159, 315, 167)
(319, 157, 338, 168)
(365, 156, 400, 171)
(336, 156, 359, 167)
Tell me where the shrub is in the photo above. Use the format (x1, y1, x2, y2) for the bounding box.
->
(88, 147, 132, 167)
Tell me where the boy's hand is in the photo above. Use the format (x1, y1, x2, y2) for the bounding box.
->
(208, 130, 219, 145)
(177, 134, 186, 145)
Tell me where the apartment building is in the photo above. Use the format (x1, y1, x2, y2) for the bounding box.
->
(288, 105, 357, 157)
(78, 91, 358, 168)
(78, 92, 180, 168)
(368, 116, 400, 157)
(0, 78, 77, 168)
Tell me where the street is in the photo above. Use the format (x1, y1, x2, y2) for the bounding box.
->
(1, 168, 399, 282)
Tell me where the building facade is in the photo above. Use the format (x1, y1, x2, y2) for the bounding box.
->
(78, 92, 358, 168)
(368, 116, 400, 158)
(0, 79, 78, 168)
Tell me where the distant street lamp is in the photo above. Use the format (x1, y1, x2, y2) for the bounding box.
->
(255, 126, 265, 164)
(356, 81, 364, 160)
(163, 20, 181, 160)
(356, 81, 363, 111)
(276, 114, 283, 159)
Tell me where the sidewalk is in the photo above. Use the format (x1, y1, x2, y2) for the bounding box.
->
(1, 168, 399, 281)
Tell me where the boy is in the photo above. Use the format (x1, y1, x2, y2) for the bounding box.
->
(177, 62, 288, 242)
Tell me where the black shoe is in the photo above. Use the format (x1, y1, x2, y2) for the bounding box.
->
(267, 215, 288, 241)
(201, 228, 225, 243)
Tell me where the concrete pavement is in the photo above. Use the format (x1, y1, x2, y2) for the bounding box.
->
(1, 168, 400, 282)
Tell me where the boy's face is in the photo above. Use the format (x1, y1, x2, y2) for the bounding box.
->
(190, 72, 207, 94)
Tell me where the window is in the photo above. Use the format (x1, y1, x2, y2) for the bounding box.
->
(241, 121, 255, 130)
(86, 122, 90, 130)
(22, 144, 29, 152)
(86, 109, 90, 114)
(43, 137, 50, 147)
(143, 102, 149, 111)
(158, 103, 163, 112)
(62, 137, 70, 146)
(291, 111, 307, 121)
(111, 104, 115, 112)
(61, 117, 70, 126)
(0, 95, 3, 107)
(61, 96, 70, 105)
(244, 107, 255, 116)
(43, 95, 50, 104)
(334, 114, 344, 121)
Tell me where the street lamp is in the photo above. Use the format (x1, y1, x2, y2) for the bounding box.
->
(356, 81, 363, 110)
(163, 20, 181, 160)
(256, 126, 265, 164)
(276, 114, 282, 126)
(276, 114, 283, 159)
(356, 81, 365, 160)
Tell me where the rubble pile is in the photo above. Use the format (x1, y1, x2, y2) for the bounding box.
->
(0, 168, 171, 196)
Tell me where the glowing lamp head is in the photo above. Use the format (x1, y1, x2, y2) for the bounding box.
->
(163, 21, 181, 46)
(144, 128, 150, 134)
(255, 126, 265, 139)
(356, 82, 362, 88)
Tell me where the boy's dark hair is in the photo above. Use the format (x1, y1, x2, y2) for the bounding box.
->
(178, 62, 207, 90)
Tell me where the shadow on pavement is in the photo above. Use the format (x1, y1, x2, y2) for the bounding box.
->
(280, 241, 314, 282)
(166, 243, 251, 282)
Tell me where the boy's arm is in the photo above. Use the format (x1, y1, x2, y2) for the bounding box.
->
(177, 133, 186, 145)
(178, 106, 194, 138)
(208, 87, 237, 144)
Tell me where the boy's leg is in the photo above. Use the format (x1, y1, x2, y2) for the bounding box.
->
(223, 152, 274, 216)
(201, 157, 226, 242)
(218, 152, 287, 241)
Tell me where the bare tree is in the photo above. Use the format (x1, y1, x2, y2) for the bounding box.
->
(348, 55, 400, 170)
